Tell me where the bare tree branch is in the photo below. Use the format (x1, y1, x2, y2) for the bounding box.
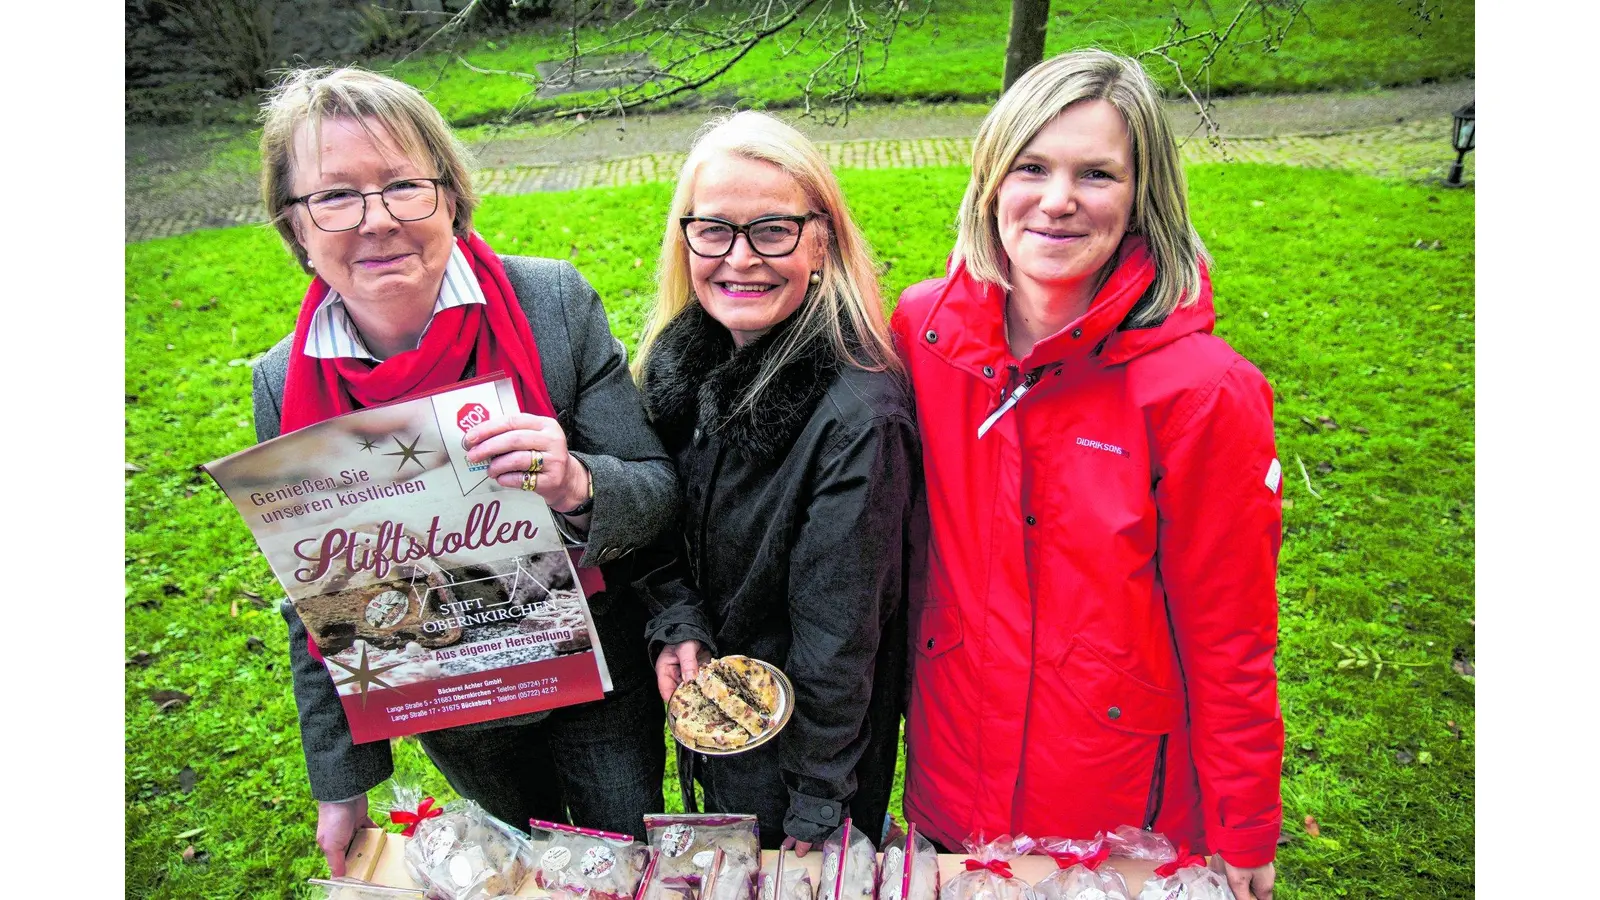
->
(406, 0, 1300, 133)
(399, 0, 484, 64)
(1138, 0, 1308, 147)
(550, 0, 825, 119)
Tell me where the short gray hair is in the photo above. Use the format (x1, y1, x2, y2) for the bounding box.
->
(259, 66, 479, 271)
(954, 49, 1208, 326)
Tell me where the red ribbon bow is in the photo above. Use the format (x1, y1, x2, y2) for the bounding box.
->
(389, 796, 442, 837)
(963, 859, 1014, 879)
(1153, 844, 1207, 878)
(1052, 844, 1110, 871)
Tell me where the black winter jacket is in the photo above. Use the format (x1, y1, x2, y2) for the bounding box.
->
(638, 304, 919, 844)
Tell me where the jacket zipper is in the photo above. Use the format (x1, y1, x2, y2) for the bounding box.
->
(1141, 734, 1170, 830)
(978, 365, 1047, 439)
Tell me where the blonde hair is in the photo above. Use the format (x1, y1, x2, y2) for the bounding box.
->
(632, 111, 900, 412)
(954, 49, 1209, 326)
(259, 66, 479, 272)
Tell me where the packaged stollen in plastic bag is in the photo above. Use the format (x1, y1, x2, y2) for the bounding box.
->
(1099, 827, 1170, 865)
(877, 823, 939, 900)
(636, 848, 691, 900)
(306, 879, 426, 900)
(373, 780, 446, 839)
(940, 834, 1037, 900)
(817, 818, 879, 900)
(699, 846, 763, 900)
(373, 780, 536, 900)
(528, 819, 652, 900)
(760, 849, 815, 900)
(644, 814, 761, 888)
(1031, 835, 1128, 900)
(1132, 845, 1227, 900)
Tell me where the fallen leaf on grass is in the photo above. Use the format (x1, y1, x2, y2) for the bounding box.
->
(1298, 415, 1319, 434)
(1352, 425, 1370, 435)
(230, 599, 239, 618)
(175, 827, 205, 840)
(1315, 461, 1333, 475)
(1395, 749, 1415, 765)
(181, 845, 196, 863)
(125, 462, 144, 473)
(178, 766, 197, 793)
(126, 651, 154, 668)
(1316, 415, 1340, 430)
(149, 689, 191, 711)
(1303, 814, 1320, 837)
(1452, 658, 1474, 677)
(245, 636, 265, 653)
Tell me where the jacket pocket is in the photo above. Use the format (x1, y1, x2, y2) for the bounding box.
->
(914, 603, 963, 659)
(1058, 636, 1183, 736)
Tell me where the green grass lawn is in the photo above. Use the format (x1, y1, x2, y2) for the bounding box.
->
(125, 162, 1473, 898)
(382, 0, 1474, 126)
(132, 0, 1474, 129)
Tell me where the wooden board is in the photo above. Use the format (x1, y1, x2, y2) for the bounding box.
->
(342, 831, 1168, 896)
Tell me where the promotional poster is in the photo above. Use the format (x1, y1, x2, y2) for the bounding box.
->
(204, 376, 611, 743)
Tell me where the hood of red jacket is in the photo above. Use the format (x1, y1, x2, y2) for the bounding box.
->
(918, 237, 1216, 374)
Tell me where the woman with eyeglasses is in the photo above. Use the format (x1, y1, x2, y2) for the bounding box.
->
(892, 51, 1283, 900)
(632, 111, 918, 852)
(250, 67, 675, 874)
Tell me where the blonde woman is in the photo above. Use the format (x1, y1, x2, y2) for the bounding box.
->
(636, 111, 918, 852)
(892, 51, 1283, 900)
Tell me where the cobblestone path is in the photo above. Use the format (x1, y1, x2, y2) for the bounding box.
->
(126, 110, 1473, 244)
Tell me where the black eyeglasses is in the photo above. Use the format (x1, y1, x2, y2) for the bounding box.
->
(679, 213, 821, 258)
(289, 177, 444, 233)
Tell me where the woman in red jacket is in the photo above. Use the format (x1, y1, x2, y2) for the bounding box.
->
(891, 50, 1283, 900)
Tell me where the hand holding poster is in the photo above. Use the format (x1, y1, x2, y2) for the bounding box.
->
(204, 375, 610, 743)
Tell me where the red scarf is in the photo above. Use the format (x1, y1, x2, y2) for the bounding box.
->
(280, 233, 605, 658)
(281, 233, 558, 431)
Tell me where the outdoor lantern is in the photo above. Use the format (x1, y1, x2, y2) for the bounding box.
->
(1446, 101, 1474, 187)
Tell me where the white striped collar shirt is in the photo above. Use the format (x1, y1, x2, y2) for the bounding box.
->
(303, 244, 486, 361)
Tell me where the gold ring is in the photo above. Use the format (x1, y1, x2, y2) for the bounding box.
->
(528, 452, 545, 475)
(521, 471, 539, 492)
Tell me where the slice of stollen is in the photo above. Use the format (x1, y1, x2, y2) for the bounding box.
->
(695, 658, 772, 737)
(669, 680, 751, 750)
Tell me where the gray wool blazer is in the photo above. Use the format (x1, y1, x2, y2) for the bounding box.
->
(251, 255, 678, 801)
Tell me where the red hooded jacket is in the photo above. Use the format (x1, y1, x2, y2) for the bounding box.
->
(890, 239, 1284, 868)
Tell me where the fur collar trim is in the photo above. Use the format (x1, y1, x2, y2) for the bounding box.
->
(643, 304, 837, 463)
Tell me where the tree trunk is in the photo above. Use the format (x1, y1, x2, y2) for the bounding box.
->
(1003, 0, 1050, 92)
